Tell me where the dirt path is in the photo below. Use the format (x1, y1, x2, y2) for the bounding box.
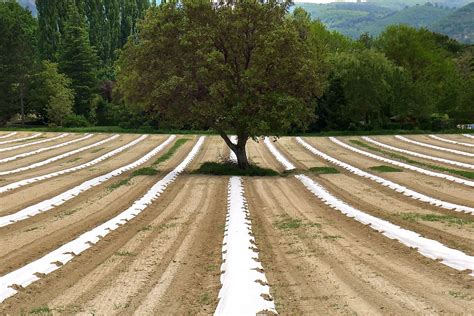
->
(246, 177, 474, 315)
(0, 137, 196, 276)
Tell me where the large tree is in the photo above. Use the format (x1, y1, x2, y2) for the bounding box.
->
(0, 1, 37, 125)
(58, 3, 99, 118)
(116, 0, 325, 168)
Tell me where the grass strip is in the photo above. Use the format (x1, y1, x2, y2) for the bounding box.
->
(193, 162, 279, 176)
(152, 138, 190, 166)
(132, 167, 158, 176)
(369, 165, 403, 173)
(350, 139, 474, 179)
(309, 166, 339, 174)
(397, 212, 474, 226)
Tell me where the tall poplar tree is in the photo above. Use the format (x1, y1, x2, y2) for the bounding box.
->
(58, 2, 99, 117)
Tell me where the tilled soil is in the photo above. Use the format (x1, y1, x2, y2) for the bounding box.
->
(246, 177, 474, 315)
(1, 132, 474, 315)
(371, 135, 474, 167)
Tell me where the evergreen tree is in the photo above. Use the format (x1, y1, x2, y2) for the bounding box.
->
(0, 1, 37, 125)
(58, 2, 99, 118)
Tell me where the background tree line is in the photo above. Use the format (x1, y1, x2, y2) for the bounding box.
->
(0, 0, 473, 131)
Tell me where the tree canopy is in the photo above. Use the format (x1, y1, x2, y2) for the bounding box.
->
(116, 0, 327, 168)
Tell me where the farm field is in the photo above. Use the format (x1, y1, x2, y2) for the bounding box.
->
(0, 131, 473, 314)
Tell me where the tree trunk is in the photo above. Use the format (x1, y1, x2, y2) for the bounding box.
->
(234, 143, 249, 169)
(218, 130, 250, 169)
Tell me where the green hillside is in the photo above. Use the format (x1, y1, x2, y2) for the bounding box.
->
(368, 0, 472, 10)
(360, 3, 454, 35)
(432, 2, 474, 44)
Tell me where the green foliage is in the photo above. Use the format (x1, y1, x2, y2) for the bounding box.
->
(64, 114, 90, 127)
(398, 212, 473, 226)
(309, 166, 339, 174)
(193, 162, 279, 177)
(116, 1, 327, 168)
(29, 61, 74, 123)
(131, 167, 158, 176)
(368, 165, 403, 172)
(152, 138, 190, 166)
(0, 1, 37, 125)
(58, 3, 99, 119)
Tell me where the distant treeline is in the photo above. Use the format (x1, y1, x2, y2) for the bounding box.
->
(0, 1, 473, 132)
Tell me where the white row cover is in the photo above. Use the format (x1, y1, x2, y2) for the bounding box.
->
(0, 134, 161, 226)
(396, 135, 474, 157)
(464, 134, 474, 139)
(215, 176, 277, 316)
(362, 136, 474, 170)
(330, 137, 474, 188)
(429, 135, 474, 148)
(295, 137, 474, 215)
(229, 135, 238, 163)
(0, 135, 171, 195)
(263, 137, 296, 171)
(0, 133, 67, 153)
(0, 133, 42, 145)
(0, 132, 17, 139)
(0, 136, 205, 304)
(295, 174, 474, 277)
(0, 134, 93, 164)
(0, 134, 119, 176)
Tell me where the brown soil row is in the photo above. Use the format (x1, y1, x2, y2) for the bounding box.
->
(371, 135, 474, 167)
(410, 135, 474, 154)
(246, 177, 474, 314)
(0, 135, 168, 216)
(0, 136, 198, 275)
(270, 137, 474, 257)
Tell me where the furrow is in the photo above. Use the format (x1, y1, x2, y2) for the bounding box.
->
(296, 137, 474, 214)
(0, 134, 93, 164)
(331, 137, 474, 187)
(0, 133, 42, 145)
(0, 136, 205, 303)
(396, 135, 474, 157)
(0, 134, 119, 176)
(363, 136, 474, 170)
(429, 135, 474, 148)
(0, 133, 67, 153)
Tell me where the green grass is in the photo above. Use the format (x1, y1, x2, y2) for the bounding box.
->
(193, 162, 279, 176)
(152, 138, 190, 166)
(398, 212, 473, 226)
(275, 217, 302, 230)
(132, 167, 158, 176)
(369, 165, 403, 173)
(350, 139, 474, 179)
(29, 306, 51, 315)
(107, 178, 130, 190)
(309, 166, 340, 174)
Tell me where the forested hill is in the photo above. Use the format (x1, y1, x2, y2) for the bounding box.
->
(432, 2, 474, 44)
(295, 2, 474, 43)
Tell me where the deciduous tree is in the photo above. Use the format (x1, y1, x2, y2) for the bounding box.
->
(116, 1, 326, 169)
